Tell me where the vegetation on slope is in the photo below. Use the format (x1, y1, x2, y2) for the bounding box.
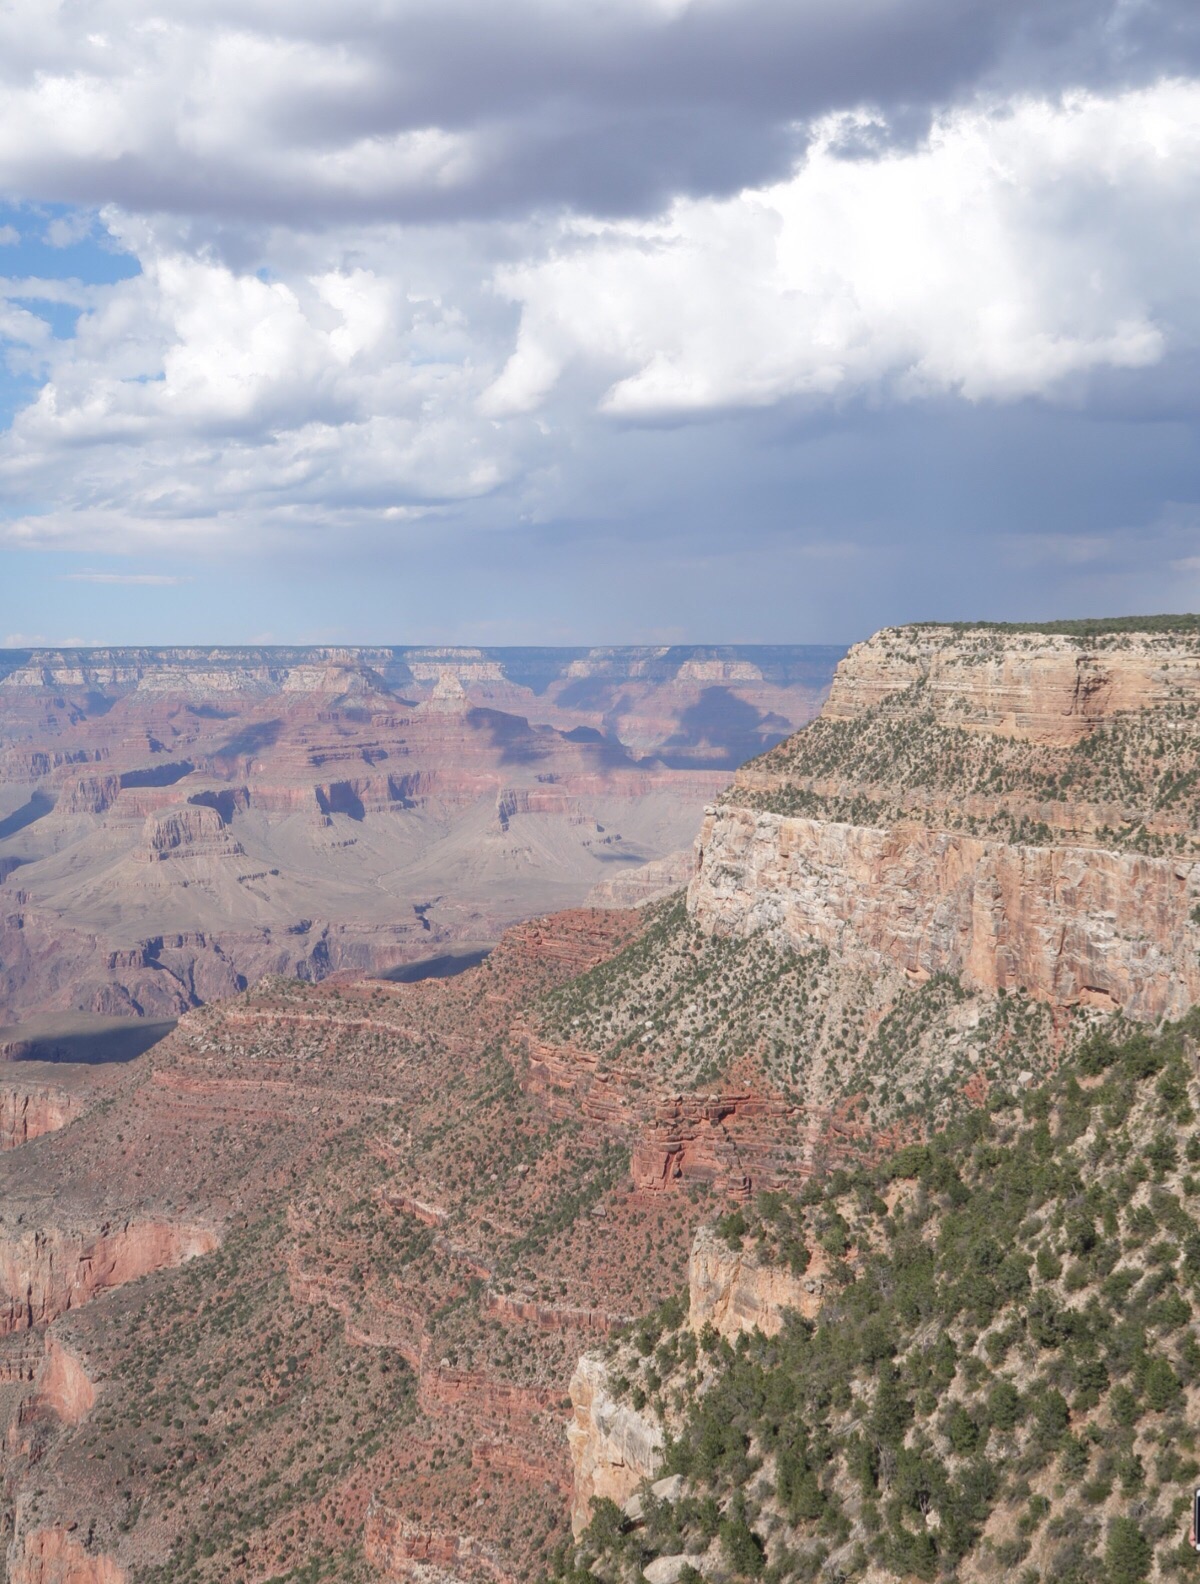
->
(919, 615, 1200, 638)
(538, 896, 1063, 1131)
(553, 1011, 1200, 1584)
(733, 677, 1200, 853)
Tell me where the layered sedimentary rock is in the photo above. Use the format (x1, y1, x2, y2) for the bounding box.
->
(821, 624, 1200, 742)
(689, 806, 1200, 1021)
(0, 1219, 217, 1334)
(0, 645, 838, 1021)
(690, 623, 1200, 1023)
(363, 1503, 508, 1583)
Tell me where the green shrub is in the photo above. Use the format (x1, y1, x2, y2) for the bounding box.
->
(1106, 1517, 1152, 1584)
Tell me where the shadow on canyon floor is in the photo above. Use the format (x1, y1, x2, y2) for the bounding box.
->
(0, 1015, 178, 1064)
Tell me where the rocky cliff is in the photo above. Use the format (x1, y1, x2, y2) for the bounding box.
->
(565, 1217, 822, 1537)
(0, 1080, 83, 1151)
(0, 1219, 218, 1334)
(689, 622, 1200, 1023)
(567, 1354, 664, 1536)
(686, 1223, 822, 1339)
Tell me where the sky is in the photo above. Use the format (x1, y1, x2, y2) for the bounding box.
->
(2, 0, 1200, 647)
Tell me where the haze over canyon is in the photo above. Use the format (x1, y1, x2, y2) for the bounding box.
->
(0, 644, 840, 1034)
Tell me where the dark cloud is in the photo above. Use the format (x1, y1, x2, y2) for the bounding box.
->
(1, 0, 1197, 225)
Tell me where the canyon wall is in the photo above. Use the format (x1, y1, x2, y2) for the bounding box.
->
(0, 645, 840, 1021)
(689, 805, 1200, 1021)
(0, 1083, 83, 1151)
(0, 1220, 218, 1334)
(7, 1526, 125, 1584)
(820, 624, 1200, 742)
(689, 624, 1200, 1023)
(687, 1224, 822, 1340)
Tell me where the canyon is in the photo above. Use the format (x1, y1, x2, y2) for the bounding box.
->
(0, 644, 839, 1025)
(0, 618, 1196, 1584)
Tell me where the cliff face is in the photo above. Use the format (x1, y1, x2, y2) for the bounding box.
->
(687, 1224, 822, 1340)
(565, 1220, 822, 1535)
(0, 1219, 217, 1334)
(689, 623, 1200, 1023)
(689, 806, 1200, 1021)
(0, 1083, 82, 1151)
(7, 1526, 125, 1584)
(566, 1354, 663, 1536)
(821, 624, 1200, 742)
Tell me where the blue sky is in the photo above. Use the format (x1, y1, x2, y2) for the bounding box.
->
(2, 1, 1200, 647)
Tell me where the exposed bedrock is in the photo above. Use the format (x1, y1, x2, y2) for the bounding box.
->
(687, 1223, 822, 1341)
(33, 1336, 96, 1426)
(567, 1354, 663, 1536)
(0, 1219, 218, 1334)
(0, 1084, 82, 1150)
(567, 1220, 826, 1536)
(363, 1502, 508, 1583)
(688, 805, 1200, 1022)
(6, 1525, 125, 1584)
(822, 624, 1200, 743)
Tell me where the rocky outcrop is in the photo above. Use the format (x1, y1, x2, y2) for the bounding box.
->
(135, 805, 243, 861)
(822, 624, 1200, 744)
(689, 805, 1200, 1022)
(33, 1336, 96, 1425)
(585, 849, 694, 909)
(566, 1354, 663, 1536)
(566, 1221, 828, 1536)
(6, 1527, 125, 1584)
(54, 776, 120, 817)
(689, 624, 1200, 1025)
(687, 1224, 821, 1340)
(363, 1502, 508, 1583)
(0, 1219, 218, 1334)
(0, 1083, 82, 1149)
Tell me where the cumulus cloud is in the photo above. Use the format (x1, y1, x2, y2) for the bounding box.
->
(2, 75, 1199, 552)
(486, 84, 1199, 417)
(0, 0, 1194, 223)
(0, 2, 1198, 579)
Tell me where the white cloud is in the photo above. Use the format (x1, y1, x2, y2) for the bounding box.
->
(486, 84, 1198, 418)
(44, 211, 94, 248)
(1, 80, 1199, 554)
(0, 225, 18, 246)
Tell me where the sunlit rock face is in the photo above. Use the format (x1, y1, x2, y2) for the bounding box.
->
(690, 623, 1200, 1024)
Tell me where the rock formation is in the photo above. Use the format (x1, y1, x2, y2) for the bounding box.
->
(0, 644, 837, 1022)
(7, 1526, 125, 1584)
(567, 1354, 663, 1535)
(690, 622, 1200, 1023)
(0, 1219, 218, 1334)
(0, 1081, 83, 1151)
(687, 1223, 822, 1339)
